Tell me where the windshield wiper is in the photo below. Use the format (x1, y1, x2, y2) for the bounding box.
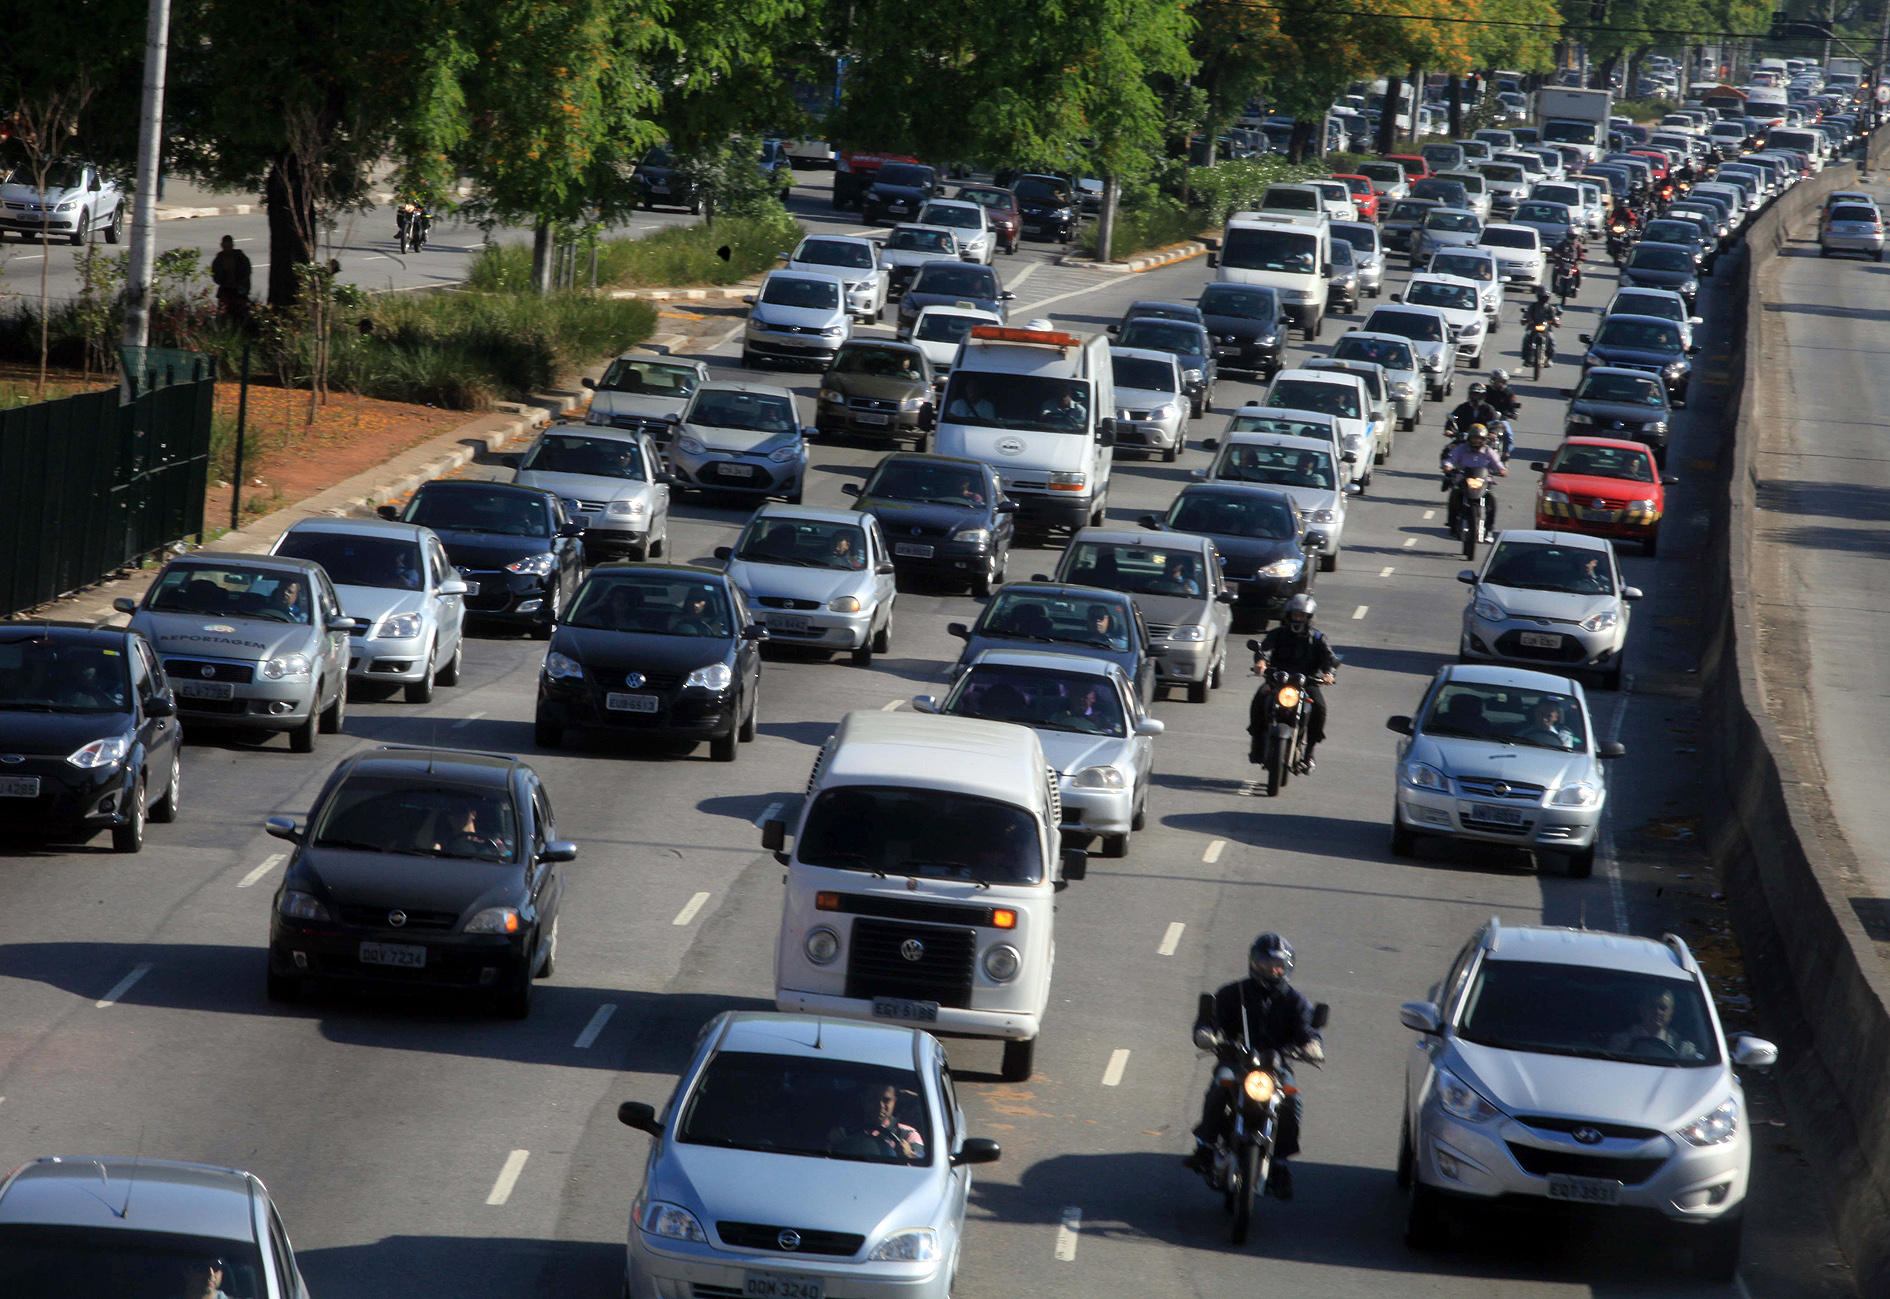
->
(899, 858, 992, 889)
(740, 554, 825, 568)
(0, 701, 68, 712)
(313, 838, 390, 853)
(812, 849, 887, 878)
(988, 630, 1061, 643)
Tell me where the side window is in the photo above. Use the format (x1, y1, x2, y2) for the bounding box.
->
(1439, 939, 1481, 1018)
(431, 540, 453, 584)
(938, 1061, 959, 1149)
(268, 1208, 300, 1295)
(128, 644, 154, 704)
(139, 640, 168, 694)
(532, 784, 554, 849)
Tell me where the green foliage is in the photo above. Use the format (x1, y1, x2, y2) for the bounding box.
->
(1077, 157, 1330, 259)
(1615, 98, 1679, 122)
(673, 143, 793, 222)
(466, 216, 802, 293)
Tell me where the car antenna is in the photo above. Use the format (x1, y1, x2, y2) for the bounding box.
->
(813, 1018, 823, 1051)
(429, 725, 438, 773)
(118, 1124, 147, 1219)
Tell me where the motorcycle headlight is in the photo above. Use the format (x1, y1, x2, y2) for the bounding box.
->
(606, 499, 646, 517)
(66, 736, 130, 769)
(640, 1202, 708, 1242)
(464, 906, 521, 934)
(819, 387, 846, 404)
(1307, 508, 1337, 524)
(1402, 760, 1449, 792)
(1168, 624, 1207, 642)
(544, 651, 584, 681)
(278, 890, 331, 922)
(868, 1229, 941, 1262)
(804, 926, 841, 964)
(1541, 489, 1570, 503)
(1242, 1069, 1277, 1104)
(1435, 1066, 1504, 1123)
(683, 662, 734, 691)
(981, 944, 1022, 982)
(1677, 1098, 1739, 1147)
(377, 612, 425, 639)
(1551, 781, 1601, 806)
(1072, 765, 1128, 789)
(1472, 598, 1506, 623)
(262, 653, 311, 680)
(506, 552, 556, 575)
(954, 527, 991, 547)
(1580, 608, 1620, 632)
(674, 435, 707, 456)
(829, 595, 862, 613)
(1276, 686, 1300, 709)
(1256, 557, 1303, 578)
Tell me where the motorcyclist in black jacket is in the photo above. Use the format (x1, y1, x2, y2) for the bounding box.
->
(1445, 382, 1498, 435)
(1249, 593, 1337, 770)
(1183, 933, 1324, 1200)
(1484, 368, 1521, 419)
(1521, 287, 1562, 360)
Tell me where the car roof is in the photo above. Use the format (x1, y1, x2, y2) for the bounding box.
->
(1366, 303, 1451, 322)
(1584, 365, 1672, 384)
(1111, 346, 1181, 366)
(1434, 245, 1498, 259)
(1338, 330, 1415, 349)
(691, 379, 798, 401)
(592, 561, 729, 581)
(922, 198, 982, 213)
(991, 580, 1132, 605)
(1557, 435, 1657, 454)
(874, 451, 992, 471)
(764, 268, 847, 287)
(280, 516, 434, 542)
(751, 502, 869, 527)
(1176, 481, 1296, 505)
(1230, 403, 1336, 423)
(798, 233, 875, 248)
(415, 478, 553, 501)
(541, 419, 646, 444)
(821, 710, 1045, 799)
(1597, 313, 1681, 328)
(165, 552, 325, 578)
(0, 621, 139, 647)
(608, 352, 704, 369)
(1223, 430, 1338, 452)
(0, 1157, 258, 1241)
(1482, 924, 1695, 977)
(1441, 660, 1581, 692)
(914, 304, 1000, 320)
(344, 745, 523, 787)
(1490, 527, 1613, 552)
(1273, 366, 1366, 387)
(1129, 300, 1199, 313)
(1072, 525, 1213, 552)
(1479, 223, 1538, 238)
(967, 646, 1126, 678)
(715, 1012, 924, 1069)
(1407, 273, 1480, 291)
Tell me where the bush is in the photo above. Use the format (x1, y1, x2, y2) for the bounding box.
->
(466, 214, 802, 293)
(1616, 98, 1678, 123)
(1078, 157, 1330, 260)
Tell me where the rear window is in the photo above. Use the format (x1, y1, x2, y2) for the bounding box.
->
(1113, 355, 1178, 391)
(1261, 187, 1320, 210)
(1479, 228, 1539, 250)
(1830, 205, 1880, 223)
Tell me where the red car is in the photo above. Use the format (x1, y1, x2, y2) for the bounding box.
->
(953, 183, 1021, 254)
(1531, 436, 1674, 555)
(1331, 174, 1381, 222)
(1383, 154, 1432, 184)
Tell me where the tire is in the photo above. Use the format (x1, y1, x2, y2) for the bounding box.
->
(872, 619, 891, 654)
(1643, 530, 1659, 558)
(1390, 814, 1417, 857)
(536, 917, 558, 979)
(534, 712, 563, 749)
(971, 550, 1001, 597)
(319, 677, 346, 733)
(265, 970, 299, 1003)
(103, 205, 122, 245)
(1187, 672, 1210, 703)
(1266, 749, 1285, 797)
(1163, 439, 1180, 463)
(1131, 788, 1149, 832)
(1690, 1215, 1744, 1282)
(1232, 1142, 1263, 1245)
(496, 968, 534, 1020)
(742, 350, 761, 369)
(851, 638, 874, 667)
(1318, 551, 1337, 573)
(1462, 525, 1478, 563)
(288, 710, 317, 754)
(436, 639, 462, 687)
(1404, 1182, 1449, 1251)
(1100, 832, 1129, 858)
(1599, 665, 1623, 691)
(1396, 1117, 1416, 1190)
(68, 210, 86, 246)
(112, 778, 146, 853)
(710, 728, 738, 762)
(1191, 397, 1205, 419)
(150, 752, 181, 823)
(1210, 654, 1224, 690)
(1565, 844, 1596, 878)
(739, 684, 758, 742)
(405, 646, 436, 704)
(1000, 1037, 1034, 1082)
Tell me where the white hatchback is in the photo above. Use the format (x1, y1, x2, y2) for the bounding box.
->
(1397, 275, 1488, 368)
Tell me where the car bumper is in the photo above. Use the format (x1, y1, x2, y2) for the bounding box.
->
(1395, 785, 1601, 849)
(173, 679, 319, 729)
(269, 918, 533, 991)
(815, 402, 927, 438)
(1536, 501, 1661, 540)
(1153, 641, 1213, 683)
(1460, 617, 1623, 671)
(1822, 233, 1883, 253)
(1006, 489, 1094, 530)
(1453, 332, 1486, 360)
(753, 608, 874, 650)
(886, 539, 994, 582)
(1228, 572, 1305, 614)
(1059, 781, 1135, 836)
(670, 455, 802, 497)
(348, 632, 433, 683)
(1281, 301, 1321, 328)
(1112, 417, 1185, 450)
(745, 328, 844, 364)
(0, 763, 140, 835)
(1212, 340, 1283, 372)
(627, 1231, 949, 1299)
(775, 988, 1040, 1041)
(537, 680, 738, 738)
(0, 216, 78, 233)
(581, 520, 656, 557)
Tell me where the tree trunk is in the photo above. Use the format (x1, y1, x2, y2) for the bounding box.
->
(1095, 175, 1119, 263)
(1407, 67, 1423, 145)
(531, 221, 553, 295)
(264, 156, 317, 308)
(1448, 75, 1464, 139)
(1593, 55, 1619, 94)
(1376, 74, 1403, 154)
(1288, 119, 1315, 163)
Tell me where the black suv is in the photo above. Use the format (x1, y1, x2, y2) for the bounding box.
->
(863, 163, 945, 226)
(383, 481, 586, 636)
(844, 453, 1018, 594)
(1013, 174, 1081, 243)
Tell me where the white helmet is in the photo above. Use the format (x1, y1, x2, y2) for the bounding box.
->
(1490, 368, 1510, 383)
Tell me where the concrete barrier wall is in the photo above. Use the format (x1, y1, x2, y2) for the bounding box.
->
(1706, 134, 1890, 1294)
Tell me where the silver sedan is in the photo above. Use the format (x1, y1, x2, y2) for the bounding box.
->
(513, 421, 673, 561)
(720, 504, 897, 665)
(1456, 530, 1641, 690)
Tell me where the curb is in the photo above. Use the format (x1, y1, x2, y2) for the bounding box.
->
(1056, 241, 1208, 274)
(609, 285, 756, 302)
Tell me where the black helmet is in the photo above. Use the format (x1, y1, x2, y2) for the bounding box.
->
(1249, 933, 1295, 986)
(1468, 382, 1487, 398)
(1535, 285, 1551, 300)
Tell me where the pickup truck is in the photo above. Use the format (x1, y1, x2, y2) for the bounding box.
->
(0, 160, 123, 244)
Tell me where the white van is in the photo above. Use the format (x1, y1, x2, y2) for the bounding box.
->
(933, 324, 1117, 533)
(766, 710, 1085, 1082)
(1208, 212, 1332, 341)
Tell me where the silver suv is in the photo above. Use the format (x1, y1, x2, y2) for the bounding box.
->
(1397, 920, 1777, 1281)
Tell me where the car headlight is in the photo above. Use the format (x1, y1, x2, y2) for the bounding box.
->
(1167, 623, 1207, 642)
(1285, 289, 1316, 302)
(822, 324, 847, 337)
(278, 890, 331, 922)
(586, 411, 608, 425)
(1580, 609, 1619, 632)
(544, 651, 584, 681)
(606, 499, 646, 517)
(1049, 471, 1087, 490)
(1258, 332, 1280, 347)
(683, 662, 734, 691)
(954, 527, 991, 547)
(640, 1202, 708, 1242)
(1472, 598, 1506, 623)
(1677, 1098, 1739, 1147)
(1566, 412, 1594, 426)
(66, 735, 130, 769)
(829, 595, 862, 613)
(1392, 381, 1416, 396)
(981, 944, 1022, 982)
(868, 1228, 941, 1262)
(1256, 557, 1303, 578)
(1052, 206, 1073, 218)
(506, 553, 556, 575)
(804, 926, 841, 964)
(377, 612, 425, 639)
(1665, 362, 1687, 376)
(464, 907, 521, 934)
(767, 444, 802, 463)
(1402, 760, 1449, 792)
(1551, 781, 1601, 806)
(1424, 357, 1443, 371)
(1628, 498, 1657, 511)
(675, 435, 707, 455)
(1307, 508, 1337, 524)
(1435, 1066, 1504, 1123)
(1646, 420, 1668, 434)
(1150, 403, 1179, 421)
(1541, 489, 1570, 503)
(1072, 765, 1128, 789)
(55, 200, 78, 212)
(262, 653, 311, 680)
(1342, 434, 1366, 451)
(819, 387, 846, 404)
(898, 396, 926, 411)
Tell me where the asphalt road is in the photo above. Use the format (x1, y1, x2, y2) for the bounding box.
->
(0, 200, 1852, 1299)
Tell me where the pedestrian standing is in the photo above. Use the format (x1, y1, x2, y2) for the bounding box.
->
(210, 235, 252, 323)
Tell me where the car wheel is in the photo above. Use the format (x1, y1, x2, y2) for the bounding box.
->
(1319, 551, 1338, 573)
(1187, 676, 1210, 704)
(103, 205, 122, 245)
(872, 619, 891, 654)
(534, 711, 563, 749)
(1690, 1214, 1744, 1281)
(437, 639, 462, 687)
(531, 590, 558, 640)
(1000, 1037, 1035, 1082)
(1131, 785, 1149, 831)
(113, 778, 146, 853)
(1643, 530, 1659, 558)
(405, 644, 437, 704)
(972, 551, 1001, 597)
(1210, 652, 1224, 690)
(1191, 396, 1205, 419)
(289, 708, 317, 754)
(536, 917, 558, 979)
(739, 684, 758, 742)
(1395, 1115, 1416, 1189)
(1163, 439, 1180, 463)
(266, 970, 299, 1002)
(1565, 844, 1596, 878)
(1100, 832, 1129, 858)
(851, 636, 874, 667)
(710, 728, 738, 762)
(1389, 810, 1417, 857)
(320, 676, 347, 732)
(68, 210, 87, 246)
(496, 967, 534, 1019)
(150, 752, 181, 823)
(1404, 1182, 1450, 1252)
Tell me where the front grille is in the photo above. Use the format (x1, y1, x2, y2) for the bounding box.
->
(1507, 1143, 1667, 1185)
(1460, 812, 1534, 835)
(692, 1288, 744, 1299)
(163, 658, 256, 684)
(337, 905, 458, 931)
(594, 669, 679, 691)
(177, 697, 249, 715)
(849, 397, 898, 412)
(561, 497, 609, 513)
(845, 918, 976, 1007)
(1455, 776, 1545, 800)
(1516, 1115, 1663, 1142)
(892, 524, 951, 541)
(756, 597, 821, 611)
(824, 893, 1008, 928)
(1493, 630, 1585, 663)
(1144, 622, 1177, 638)
(715, 1222, 865, 1257)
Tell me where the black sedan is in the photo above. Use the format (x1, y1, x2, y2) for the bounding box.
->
(1197, 283, 1287, 379)
(0, 621, 181, 853)
(1138, 484, 1311, 630)
(896, 262, 1013, 332)
(384, 480, 586, 636)
(1561, 367, 1675, 461)
(264, 745, 573, 1017)
(862, 162, 945, 226)
(843, 452, 1018, 594)
(533, 565, 763, 761)
(1579, 314, 1696, 406)
(1616, 241, 1701, 306)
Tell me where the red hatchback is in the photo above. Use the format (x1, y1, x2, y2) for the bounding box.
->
(1331, 174, 1382, 222)
(953, 184, 1021, 254)
(1531, 436, 1674, 555)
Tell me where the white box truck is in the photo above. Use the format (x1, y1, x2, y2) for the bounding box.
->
(1535, 87, 1612, 160)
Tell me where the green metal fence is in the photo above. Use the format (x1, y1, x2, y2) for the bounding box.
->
(0, 371, 214, 617)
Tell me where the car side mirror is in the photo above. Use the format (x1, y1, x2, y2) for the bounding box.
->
(1623, 586, 1643, 600)
(1389, 292, 1402, 302)
(145, 696, 175, 718)
(1134, 717, 1165, 737)
(1206, 253, 1219, 267)
(841, 483, 862, 497)
(1732, 1035, 1779, 1068)
(113, 596, 138, 615)
(1097, 420, 1116, 447)
(1386, 715, 1414, 735)
(1687, 344, 1700, 354)
(1598, 740, 1626, 759)
(996, 500, 1018, 514)
(1661, 474, 1678, 485)
(947, 622, 970, 640)
(1689, 315, 1703, 324)
(714, 546, 733, 561)
(1144, 644, 1170, 659)
(539, 840, 578, 863)
(1579, 333, 1592, 343)
(439, 579, 469, 596)
(1215, 590, 1233, 604)
(264, 816, 301, 843)
(911, 695, 939, 714)
(618, 1101, 664, 1135)
(1000, 290, 1016, 300)
(1399, 1000, 1442, 1034)
(761, 818, 787, 851)
(1106, 324, 1120, 334)
(1311, 1002, 1331, 1030)
(1060, 847, 1087, 882)
(952, 1137, 1002, 1166)
(876, 562, 895, 575)
(655, 472, 675, 486)
(1137, 514, 1162, 530)
(664, 412, 682, 425)
(741, 624, 769, 641)
(1457, 569, 1477, 584)
(1342, 452, 1357, 464)
(326, 616, 355, 633)
(558, 521, 585, 538)
(582, 377, 597, 390)
(742, 294, 756, 305)
(376, 505, 400, 521)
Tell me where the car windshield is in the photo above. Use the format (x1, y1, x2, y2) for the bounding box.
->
(1425, 212, 1481, 233)
(1014, 177, 1067, 202)
(1220, 226, 1319, 274)
(888, 228, 955, 253)
(1168, 491, 1297, 540)
(17, 161, 87, 190)
(274, 532, 426, 590)
(877, 164, 934, 188)
(405, 487, 549, 538)
(1198, 286, 1277, 320)
(1269, 379, 1359, 419)
(1404, 281, 1478, 312)
(1365, 309, 1445, 342)
(1227, 412, 1333, 441)
(736, 518, 868, 571)
(1457, 960, 1721, 1066)
(1485, 540, 1616, 596)
(943, 372, 1089, 434)
(832, 344, 924, 379)
(979, 590, 1130, 650)
(688, 390, 798, 432)
(1359, 164, 1403, 185)
(1514, 203, 1569, 224)
(1332, 337, 1414, 370)
(597, 359, 700, 397)
(1578, 372, 1667, 406)
(1421, 680, 1589, 752)
(1388, 201, 1436, 221)
(798, 784, 1043, 884)
(1542, 121, 1600, 145)
(950, 663, 1126, 736)
(1551, 444, 1656, 481)
(1431, 254, 1493, 283)
(1064, 541, 1206, 598)
(956, 187, 1012, 210)
(1261, 188, 1319, 210)
(1534, 186, 1581, 206)
(795, 239, 874, 269)
(911, 264, 996, 297)
(914, 312, 987, 345)
(1119, 321, 1206, 357)
(1216, 442, 1335, 488)
(1611, 294, 1683, 323)
(0, 638, 129, 713)
(1113, 356, 1177, 392)
(147, 564, 314, 623)
(761, 276, 840, 310)
(1643, 223, 1700, 245)
(1479, 165, 1526, 183)
(922, 204, 979, 229)
(1329, 241, 1354, 269)
(677, 1050, 932, 1164)
(0, 1225, 267, 1296)
(865, 460, 989, 506)
(312, 777, 519, 862)
(518, 432, 647, 481)
(565, 574, 733, 637)
(1595, 318, 1681, 350)
(1479, 228, 1538, 250)
(1330, 226, 1377, 255)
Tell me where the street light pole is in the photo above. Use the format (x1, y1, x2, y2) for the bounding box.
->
(120, 0, 172, 352)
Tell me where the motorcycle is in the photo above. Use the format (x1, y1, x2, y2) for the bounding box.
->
(1445, 468, 1494, 560)
(1606, 224, 1633, 267)
(1192, 992, 1329, 1245)
(398, 206, 431, 254)
(1521, 317, 1553, 379)
(1552, 256, 1581, 303)
(1245, 651, 1319, 796)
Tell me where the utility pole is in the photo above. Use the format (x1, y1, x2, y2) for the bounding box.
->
(120, 0, 171, 352)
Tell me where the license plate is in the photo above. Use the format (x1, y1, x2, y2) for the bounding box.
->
(744, 1273, 824, 1299)
(872, 996, 940, 1022)
(855, 411, 891, 426)
(766, 614, 811, 632)
(894, 542, 934, 558)
(1547, 1174, 1621, 1205)
(0, 776, 40, 798)
(1580, 507, 1617, 521)
(1023, 223, 1042, 233)
(175, 679, 236, 701)
(719, 463, 758, 478)
(1471, 802, 1527, 825)
(648, 183, 670, 193)
(606, 692, 660, 713)
(359, 942, 426, 969)
(888, 203, 907, 212)
(1519, 631, 1562, 649)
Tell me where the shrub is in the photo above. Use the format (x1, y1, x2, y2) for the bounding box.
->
(1616, 98, 1678, 123)
(466, 214, 802, 293)
(1079, 157, 1331, 260)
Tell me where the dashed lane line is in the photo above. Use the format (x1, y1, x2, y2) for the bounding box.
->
(1403, 537, 1418, 548)
(96, 963, 152, 1009)
(236, 853, 285, 889)
(574, 1004, 617, 1049)
(1101, 1049, 1130, 1087)
(1054, 1207, 1082, 1261)
(1422, 510, 1437, 520)
(1352, 605, 1368, 619)
(1158, 922, 1185, 956)
(1379, 566, 1395, 577)
(485, 1150, 530, 1205)
(753, 802, 783, 829)
(452, 711, 487, 728)
(673, 892, 713, 926)
(880, 698, 903, 710)
(1202, 838, 1225, 863)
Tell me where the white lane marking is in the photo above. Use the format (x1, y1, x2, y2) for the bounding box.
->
(574, 1003, 617, 1048)
(1054, 1206, 1082, 1260)
(1403, 537, 1418, 548)
(673, 891, 712, 926)
(1733, 1274, 1753, 1299)
(485, 1149, 530, 1205)
(236, 853, 285, 888)
(1202, 838, 1225, 863)
(1158, 922, 1186, 956)
(1351, 605, 1368, 619)
(452, 711, 487, 728)
(96, 963, 152, 1008)
(880, 698, 903, 710)
(1600, 674, 1634, 932)
(1101, 1049, 1130, 1087)
(1422, 509, 1437, 520)
(753, 802, 784, 828)
(1005, 262, 1042, 293)
(1379, 566, 1395, 577)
